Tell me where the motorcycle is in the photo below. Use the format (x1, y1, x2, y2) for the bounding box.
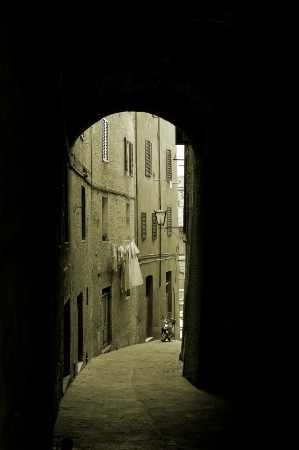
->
(161, 317, 176, 341)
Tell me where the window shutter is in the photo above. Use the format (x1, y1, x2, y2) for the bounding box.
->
(145, 140, 152, 177)
(167, 207, 172, 236)
(141, 212, 147, 239)
(152, 212, 157, 240)
(166, 149, 172, 181)
(102, 119, 109, 162)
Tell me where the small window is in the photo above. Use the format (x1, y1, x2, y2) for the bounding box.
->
(102, 119, 109, 162)
(166, 149, 172, 181)
(167, 207, 172, 236)
(145, 140, 152, 177)
(124, 138, 128, 173)
(141, 212, 147, 240)
(129, 142, 133, 176)
(124, 138, 134, 176)
(152, 212, 157, 240)
(81, 186, 86, 240)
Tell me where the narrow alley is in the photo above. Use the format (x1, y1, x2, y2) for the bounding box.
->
(52, 340, 272, 450)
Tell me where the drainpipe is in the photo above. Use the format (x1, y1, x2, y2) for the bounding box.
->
(158, 117, 162, 287)
(90, 125, 92, 185)
(135, 112, 138, 246)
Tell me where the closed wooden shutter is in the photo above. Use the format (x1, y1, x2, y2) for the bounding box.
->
(152, 212, 157, 240)
(167, 207, 172, 236)
(166, 149, 172, 181)
(145, 140, 152, 177)
(102, 119, 109, 162)
(141, 212, 147, 239)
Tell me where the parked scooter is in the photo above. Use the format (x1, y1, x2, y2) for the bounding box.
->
(161, 317, 176, 341)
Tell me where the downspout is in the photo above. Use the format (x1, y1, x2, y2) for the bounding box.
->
(90, 126, 93, 185)
(135, 112, 138, 246)
(158, 117, 162, 287)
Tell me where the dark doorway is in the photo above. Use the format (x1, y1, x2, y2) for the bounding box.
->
(101, 287, 111, 350)
(63, 299, 71, 376)
(146, 275, 153, 337)
(166, 271, 172, 317)
(77, 293, 83, 362)
(63, 166, 69, 243)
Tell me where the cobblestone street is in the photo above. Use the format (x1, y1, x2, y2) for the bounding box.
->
(53, 340, 271, 449)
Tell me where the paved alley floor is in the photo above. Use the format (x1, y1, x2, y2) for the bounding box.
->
(52, 340, 271, 450)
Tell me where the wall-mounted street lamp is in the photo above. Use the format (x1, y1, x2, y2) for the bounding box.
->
(154, 209, 167, 226)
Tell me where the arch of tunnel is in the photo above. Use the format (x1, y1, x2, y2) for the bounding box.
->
(1, 2, 284, 449)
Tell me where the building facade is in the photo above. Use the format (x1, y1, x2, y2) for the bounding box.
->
(59, 112, 179, 392)
(135, 113, 180, 341)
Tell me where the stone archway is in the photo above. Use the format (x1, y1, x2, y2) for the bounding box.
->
(0, 2, 283, 448)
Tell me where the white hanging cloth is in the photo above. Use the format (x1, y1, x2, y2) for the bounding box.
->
(111, 240, 143, 288)
(129, 241, 143, 287)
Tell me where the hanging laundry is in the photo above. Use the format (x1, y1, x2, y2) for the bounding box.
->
(129, 256, 143, 287)
(111, 240, 143, 291)
(129, 241, 143, 287)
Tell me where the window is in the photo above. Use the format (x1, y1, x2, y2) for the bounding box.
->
(102, 118, 109, 162)
(81, 186, 86, 240)
(166, 149, 172, 181)
(152, 212, 157, 240)
(145, 140, 152, 177)
(129, 142, 133, 176)
(167, 206, 172, 236)
(141, 212, 147, 240)
(124, 137, 134, 176)
(124, 138, 128, 173)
